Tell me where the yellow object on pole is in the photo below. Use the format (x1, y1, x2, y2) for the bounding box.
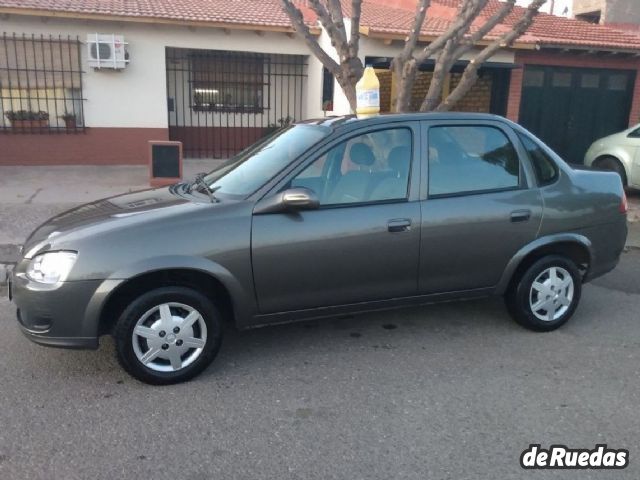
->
(356, 66, 380, 118)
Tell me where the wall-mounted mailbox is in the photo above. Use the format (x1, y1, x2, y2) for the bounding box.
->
(149, 140, 182, 187)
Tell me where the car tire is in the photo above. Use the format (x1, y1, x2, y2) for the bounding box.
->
(595, 156, 627, 187)
(505, 255, 582, 332)
(114, 286, 223, 385)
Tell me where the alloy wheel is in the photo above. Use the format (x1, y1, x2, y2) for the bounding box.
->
(131, 302, 208, 372)
(529, 266, 574, 322)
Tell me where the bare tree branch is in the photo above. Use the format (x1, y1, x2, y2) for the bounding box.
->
(391, 0, 432, 112)
(309, 0, 348, 56)
(280, 0, 340, 78)
(348, 0, 363, 59)
(437, 0, 546, 111)
(420, 39, 456, 111)
(280, 0, 363, 110)
(281, 0, 545, 115)
(414, 0, 489, 64)
(419, 0, 490, 111)
(451, 0, 517, 58)
(402, 0, 432, 58)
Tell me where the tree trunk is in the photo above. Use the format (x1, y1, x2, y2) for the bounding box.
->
(337, 76, 358, 112)
(392, 58, 418, 113)
(420, 47, 453, 111)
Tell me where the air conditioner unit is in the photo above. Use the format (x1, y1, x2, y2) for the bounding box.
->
(87, 34, 129, 69)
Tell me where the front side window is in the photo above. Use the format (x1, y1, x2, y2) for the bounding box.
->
(518, 133, 559, 186)
(202, 125, 329, 197)
(289, 128, 412, 206)
(428, 125, 520, 197)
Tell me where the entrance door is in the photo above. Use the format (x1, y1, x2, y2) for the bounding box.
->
(519, 66, 636, 164)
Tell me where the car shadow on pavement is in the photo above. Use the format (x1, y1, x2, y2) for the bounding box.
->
(6, 296, 526, 386)
(8, 284, 620, 388)
(206, 298, 514, 376)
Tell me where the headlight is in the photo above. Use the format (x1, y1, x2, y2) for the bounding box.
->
(26, 251, 78, 284)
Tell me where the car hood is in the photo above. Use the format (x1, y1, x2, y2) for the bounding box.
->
(22, 186, 201, 257)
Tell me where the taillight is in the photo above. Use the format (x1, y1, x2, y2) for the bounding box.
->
(620, 191, 628, 214)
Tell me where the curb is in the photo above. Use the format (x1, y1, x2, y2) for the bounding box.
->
(0, 263, 10, 286)
(0, 243, 19, 286)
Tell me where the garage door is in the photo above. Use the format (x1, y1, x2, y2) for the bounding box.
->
(519, 66, 636, 164)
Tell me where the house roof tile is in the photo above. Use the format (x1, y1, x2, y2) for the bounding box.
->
(0, 0, 314, 29)
(360, 0, 640, 51)
(1, 0, 639, 51)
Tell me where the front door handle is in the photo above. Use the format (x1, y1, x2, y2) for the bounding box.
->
(388, 218, 412, 232)
(510, 209, 531, 223)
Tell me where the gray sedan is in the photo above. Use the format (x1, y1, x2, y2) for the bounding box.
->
(9, 113, 628, 384)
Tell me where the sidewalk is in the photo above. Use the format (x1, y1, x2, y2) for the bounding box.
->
(0, 159, 222, 283)
(1, 164, 639, 283)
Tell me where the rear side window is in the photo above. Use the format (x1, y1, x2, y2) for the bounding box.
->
(628, 127, 640, 139)
(428, 125, 520, 197)
(518, 133, 558, 186)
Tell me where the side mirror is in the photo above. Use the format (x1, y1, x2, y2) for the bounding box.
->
(254, 187, 320, 214)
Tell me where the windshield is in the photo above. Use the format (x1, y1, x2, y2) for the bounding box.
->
(202, 125, 329, 197)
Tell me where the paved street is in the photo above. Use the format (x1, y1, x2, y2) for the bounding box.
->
(1, 164, 639, 478)
(0, 249, 639, 479)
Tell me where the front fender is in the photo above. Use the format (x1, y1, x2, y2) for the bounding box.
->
(83, 255, 256, 336)
(495, 234, 593, 295)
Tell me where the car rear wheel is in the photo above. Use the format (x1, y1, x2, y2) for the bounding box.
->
(595, 156, 627, 187)
(114, 286, 223, 385)
(506, 255, 582, 332)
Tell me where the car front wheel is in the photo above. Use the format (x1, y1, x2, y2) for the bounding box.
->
(114, 286, 223, 385)
(506, 255, 582, 332)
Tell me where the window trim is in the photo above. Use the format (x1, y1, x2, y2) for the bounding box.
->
(627, 127, 640, 139)
(273, 124, 417, 209)
(425, 123, 526, 200)
(516, 132, 560, 188)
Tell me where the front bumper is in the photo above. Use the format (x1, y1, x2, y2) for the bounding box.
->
(9, 267, 102, 350)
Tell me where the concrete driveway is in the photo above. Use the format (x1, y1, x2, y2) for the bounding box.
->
(0, 250, 639, 479)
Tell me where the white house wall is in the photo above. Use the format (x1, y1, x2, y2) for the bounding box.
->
(3, 15, 517, 125)
(2, 15, 316, 129)
(1, 13, 518, 165)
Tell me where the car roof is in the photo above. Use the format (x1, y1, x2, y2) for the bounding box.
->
(297, 112, 513, 131)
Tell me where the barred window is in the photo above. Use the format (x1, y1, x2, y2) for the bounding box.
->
(0, 33, 85, 133)
(190, 51, 265, 113)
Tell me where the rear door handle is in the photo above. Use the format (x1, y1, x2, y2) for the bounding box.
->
(388, 218, 412, 232)
(510, 209, 531, 223)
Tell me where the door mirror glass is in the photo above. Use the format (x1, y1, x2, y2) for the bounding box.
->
(282, 188, 320, 209)
(254, 187, 319, 214)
